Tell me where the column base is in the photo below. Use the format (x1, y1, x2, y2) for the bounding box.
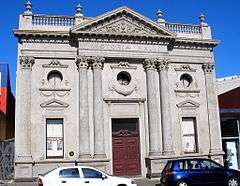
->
(162, 150, 174, 156)
(15, 154, 33, 162)
(94, 154, 107, 159)
(149, 151, 162, 157)
(15, 163, 33, 179)
(79, 154, 92, 159)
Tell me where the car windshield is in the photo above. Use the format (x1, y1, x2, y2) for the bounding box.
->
(40, 168, 57, 176)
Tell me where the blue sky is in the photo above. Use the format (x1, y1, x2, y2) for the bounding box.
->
(0, 0, 239, 94)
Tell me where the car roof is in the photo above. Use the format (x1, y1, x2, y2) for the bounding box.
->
(56, 165, 98, 170)
(169, 158, 212, 162)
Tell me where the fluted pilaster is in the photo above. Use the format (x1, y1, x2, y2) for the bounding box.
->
(15, 56, 35, 162)
(76, 56, 90, 158)
(157, 59, 174, 155)
(143, 58, 161, 156)
(92, 56, 106, 158)
(202, 63, 222, 155)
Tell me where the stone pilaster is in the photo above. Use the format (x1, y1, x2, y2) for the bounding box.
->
(92, 57, 106, 158)
(157, 59, 174, 156)
(143, 58, 161, 156)
(15, 56, 34, 179)
(76, 56, 90, 158)
(202, 63, 223, 156)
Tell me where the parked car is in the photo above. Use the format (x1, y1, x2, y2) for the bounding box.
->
(38, 165, 137, 186)
(160, 158, 240, 186)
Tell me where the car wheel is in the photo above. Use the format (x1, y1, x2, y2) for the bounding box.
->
(228, 178, 239, 186)
(177, 181, 188, 186)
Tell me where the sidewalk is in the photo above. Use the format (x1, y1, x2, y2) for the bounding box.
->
(1, 178, 160, 186)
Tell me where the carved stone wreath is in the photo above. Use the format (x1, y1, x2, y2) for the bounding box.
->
(109, 76, 138, 96)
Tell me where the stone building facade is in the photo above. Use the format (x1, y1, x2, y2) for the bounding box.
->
(14, 2, 223, 179)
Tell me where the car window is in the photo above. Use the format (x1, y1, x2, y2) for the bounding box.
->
(59, 168, 80, 178)
(187, 160, 207, 170)
(174, 161, 185, 170)
(82, 168, 103, 178)
(164, 161, 172, 171)
(203, 160, 223, 170)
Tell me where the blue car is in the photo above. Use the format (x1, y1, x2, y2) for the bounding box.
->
(160, 158, 240, 186)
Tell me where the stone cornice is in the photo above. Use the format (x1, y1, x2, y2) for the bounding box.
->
(14, 29, 69, 38)
(14, 30, 219, 49)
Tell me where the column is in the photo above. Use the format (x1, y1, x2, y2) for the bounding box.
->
(92, 57, 106, 158)
(143, 58, 161, 156)
(76, 56, 90, 158)
(202, 63, 222, 154)
(15, 56, 35, 161)
(157, 59, 174, 155)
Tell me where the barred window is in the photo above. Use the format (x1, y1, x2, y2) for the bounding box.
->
(182, 117, 197, 153)
(46, 118, 64, 158)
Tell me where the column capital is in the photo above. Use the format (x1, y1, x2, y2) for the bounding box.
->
(92, 56, 105, 69)
(202, 63, 214, 73)
(156, 58, 169, 71)
(143, 58, 157, 70)
(19, 56, 35, 69)
(76, 56, 89, 70)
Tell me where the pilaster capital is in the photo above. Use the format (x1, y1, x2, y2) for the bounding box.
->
(143, 58, 157, 70)
(156, 58, 169, 71)
(92, 57, 105, 70)
(202, 63, 214, 73)
(76, 56, 89, 70)
(19, 56, 35, 69)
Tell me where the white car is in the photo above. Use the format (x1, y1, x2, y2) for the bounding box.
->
(38, 165, 137, 186)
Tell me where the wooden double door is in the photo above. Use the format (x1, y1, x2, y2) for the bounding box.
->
(112, 118, 141, 176)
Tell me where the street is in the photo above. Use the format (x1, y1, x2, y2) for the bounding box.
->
(1, 178, 160, 186)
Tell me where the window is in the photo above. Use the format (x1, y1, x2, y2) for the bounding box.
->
(182, 117, 197, 153)
(117, 71, 131, 85)
(46, 119, 63, 158)
(59, 168, 80, 178)
(47, 70, 63, 87)
(82, 168, 103, 178)
(180, 73, 192, 88)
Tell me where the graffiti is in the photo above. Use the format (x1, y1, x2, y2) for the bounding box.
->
(0, 139, 14, 180)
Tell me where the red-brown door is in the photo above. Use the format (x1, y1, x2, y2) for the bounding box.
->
(112, 119, 141, 176)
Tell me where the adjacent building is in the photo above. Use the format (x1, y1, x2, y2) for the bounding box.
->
(0, 64, 15, 140)
(217, 76, 240, 170)
(14, 2, 223, 179)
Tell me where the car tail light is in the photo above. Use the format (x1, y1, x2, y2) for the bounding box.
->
(165, 171, 174, 177)
(38, 178, 43, 186)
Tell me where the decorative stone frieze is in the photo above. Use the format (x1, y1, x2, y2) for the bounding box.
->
(42, 60, 68, 68)
(202, 63, 214, 73)
(19, 56, 35, 69)
(110, 62, 137, 69)
(174, 65, 196, 72)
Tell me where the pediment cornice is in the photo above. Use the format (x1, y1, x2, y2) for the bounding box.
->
(71, 6, 175, 38)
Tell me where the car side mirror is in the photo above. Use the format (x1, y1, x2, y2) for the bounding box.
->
(102, 175, 107, 180)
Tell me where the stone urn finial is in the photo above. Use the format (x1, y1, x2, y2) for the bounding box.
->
(24, 1, 32, 14)
(75, 3, 83, 16)
(156, 9, 165, 23)
(199, 13, 208, 26)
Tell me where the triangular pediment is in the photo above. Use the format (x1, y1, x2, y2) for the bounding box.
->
(40, 98, 69, 108)
(71, 6, 175, 37)
(177, 100, 200, 109)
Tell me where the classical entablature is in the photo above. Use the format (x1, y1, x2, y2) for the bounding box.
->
(13, 6, 219, 49)
(71, 6, 175, 38)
